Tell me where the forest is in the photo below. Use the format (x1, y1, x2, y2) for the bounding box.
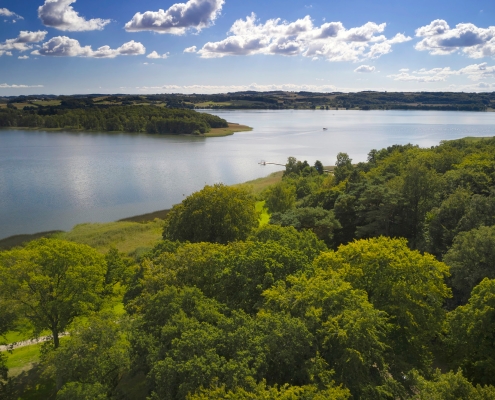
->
(1, 136, 495, 399)
(0, 102, 228, 134)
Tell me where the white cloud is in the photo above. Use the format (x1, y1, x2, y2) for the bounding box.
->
(147, 51, 169, 59)
(388, 62, 495, 82)
(399, 68, 409, 72)
(184, 45, 197, 53)
(125, 0, 224, 35)
(0, 8, 23, 21)
(388, 70, 451, 82)
(197, 13, 411, 61)
(0, 31, 48, 53)
(18, 55, 29, 59)
(34, 37, 145, 58)
(458, 62, 495, 80)
(0, 83, 44, 88)
(415, 20, 495, 58)
(354, 65, 375, 73)
(38, 0, 111, 31)
(134, 82, 338, 93)
(449, 82, 495, 92)
(388, 33, 412, 44)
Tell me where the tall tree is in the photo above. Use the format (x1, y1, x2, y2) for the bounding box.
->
(163, 184, 258, 244)
(444, 225, 495, 305)
(445, 278, 495, 386)
(0, 239, 107, 348)
(264, 182, 296, 214)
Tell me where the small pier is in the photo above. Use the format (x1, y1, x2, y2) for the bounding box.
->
(259, 160, 285, 166)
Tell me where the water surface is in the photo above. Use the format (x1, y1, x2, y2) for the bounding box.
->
(1, 110, 494, 239)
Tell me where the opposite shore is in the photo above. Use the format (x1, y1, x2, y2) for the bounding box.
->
(2, 122, 252, 138)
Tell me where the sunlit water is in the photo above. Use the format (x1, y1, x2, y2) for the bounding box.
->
(1, 110, 494, 239)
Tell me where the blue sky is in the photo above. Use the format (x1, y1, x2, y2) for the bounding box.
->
(1, 0, 495, 95)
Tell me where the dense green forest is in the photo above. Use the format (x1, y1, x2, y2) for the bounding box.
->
(0, 101, 228, 134)
(2, 91, 494, 112)
(2, 137, 495, 399)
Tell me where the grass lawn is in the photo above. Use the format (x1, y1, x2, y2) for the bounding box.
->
(31, 100, 61, 107)
(195, 101, 232, 107)
(5, 344, 41, 374)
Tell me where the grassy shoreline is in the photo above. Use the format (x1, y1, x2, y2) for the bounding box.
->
(205, 123, 252, 137)
(0, 170, 283, 250)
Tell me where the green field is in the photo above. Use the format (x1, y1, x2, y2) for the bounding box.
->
(31, 100, 61, 107)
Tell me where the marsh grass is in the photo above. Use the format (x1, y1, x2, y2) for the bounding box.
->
(234, 171, 284, 195)
(58, 220, 164, 254)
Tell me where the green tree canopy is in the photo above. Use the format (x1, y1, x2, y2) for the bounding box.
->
(445, 278, 495, 386)
(315, 237, 451, 375)
(0, 238, 107, 347)
(269, 207, 341, 247)
(44, 312, 130, 396)
(444, 225, 495, 305)
(248, 225, 327, 262)
(131, 286, 266, 400)
(134, 240, 313, 314)
(262, 268, 395, 398)
(333, 153, 354, 183)
(264, 182, 296, 214)
(189, 380, 350, 400)
(163, 184, 258, 244)
(410, 369, 495, 400)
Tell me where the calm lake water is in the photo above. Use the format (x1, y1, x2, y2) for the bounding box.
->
(1, 109, 495, 239)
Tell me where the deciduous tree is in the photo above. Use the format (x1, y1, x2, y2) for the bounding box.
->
(0, 239, 107, 348)
(163, 184, 258, 244)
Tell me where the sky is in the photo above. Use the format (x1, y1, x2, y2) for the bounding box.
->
(1, 0, 495, 95)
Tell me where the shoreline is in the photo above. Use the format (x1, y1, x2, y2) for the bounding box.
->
(1, 123, 252, 138)
(0, 170, 285, 250)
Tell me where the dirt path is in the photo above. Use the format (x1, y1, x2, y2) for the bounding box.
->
(0, 333, 68, 351)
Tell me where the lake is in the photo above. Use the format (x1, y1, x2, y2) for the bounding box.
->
(1, 109, 494, 239)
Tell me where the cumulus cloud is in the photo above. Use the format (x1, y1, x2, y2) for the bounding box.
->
(415, 20, 495, 58)
(38, 0, 111, 31)
(0, 83, 44, 88)
(0, 8, 23, 21)
(125, 0, 224, 35)
(388, 62, 495, 82)
(354, 65, 375, 73)
(0, 31, 48, 53)
(18, 55, 29, 59)
(184, 45, 197, 53)
(147, 51, 169, 59)
(134, 82, 338, 93)
(33, 37, 145, 58)
(197, 13, 412, 61)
